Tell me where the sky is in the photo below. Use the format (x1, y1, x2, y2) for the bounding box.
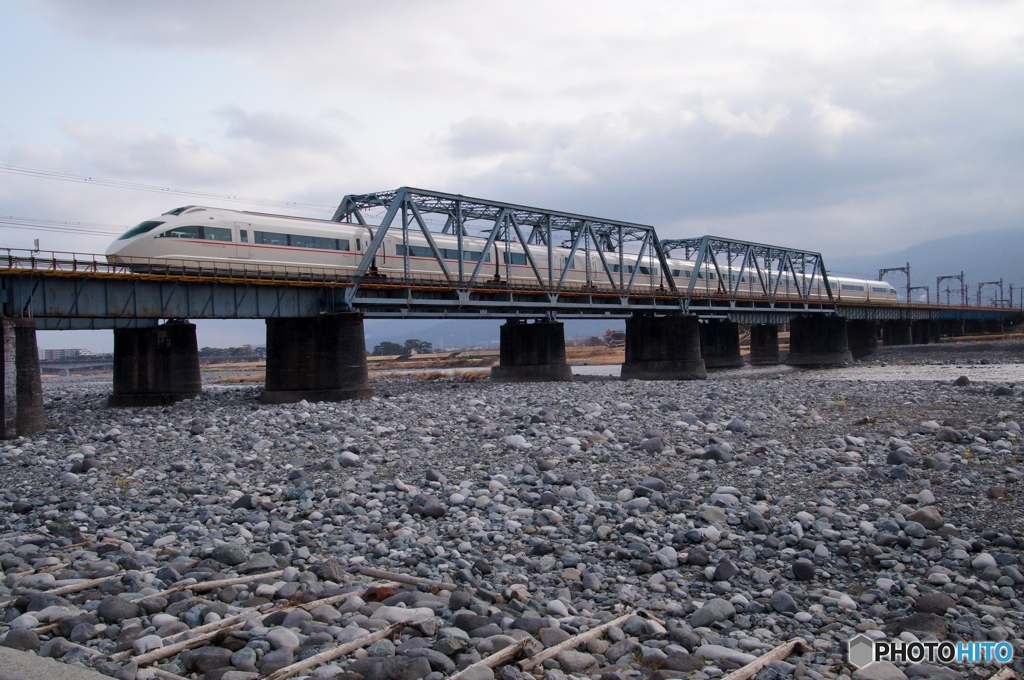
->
(1, 1, 1022, 350)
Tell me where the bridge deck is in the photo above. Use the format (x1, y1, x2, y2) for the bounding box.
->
(0, 250, 1017, 329)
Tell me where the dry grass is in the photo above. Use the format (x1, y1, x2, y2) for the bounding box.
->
(211, 372, 266, 384)
(375, 369, 491, 382)
(565, 345, 624, 366)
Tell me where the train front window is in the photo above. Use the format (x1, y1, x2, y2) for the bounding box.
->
(117, 220, 165, 240)
(157, 225, 201, 239)
(204, 227, 232, 242)
(161, 206, 195, 216)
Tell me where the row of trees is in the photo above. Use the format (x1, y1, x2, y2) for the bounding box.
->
(199, 344, 265, 360)
(371, 338, 434, 356)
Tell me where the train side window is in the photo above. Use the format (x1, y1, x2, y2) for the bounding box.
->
(239, 230, 248, 243)
(291, 234, 316, 248)
(254, 231, 289, 246)
(841, 284, 865, 292)
(871, 286, 888, 293)
(158, 225, 202, 239)
(503, 252, 528, 265)
(204, 226, 232, 242)
(396, 244, 434, 258)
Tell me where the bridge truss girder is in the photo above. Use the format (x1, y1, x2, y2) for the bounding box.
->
(333, 187, 681, 310)
(659, 236, 834, 303)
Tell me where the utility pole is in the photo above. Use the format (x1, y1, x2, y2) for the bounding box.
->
(879, 262, 911, 304)
(908, 285, 929, 304)
(936, 272, 966, 306)
(977, 278, 1004, 307)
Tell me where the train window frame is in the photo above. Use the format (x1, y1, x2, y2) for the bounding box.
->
(841, 284, 866, 292)
(871, 286, 889, 293)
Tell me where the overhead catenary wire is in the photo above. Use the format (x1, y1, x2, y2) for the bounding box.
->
(0, 216, 125, 237)
(0, 163, 336, 212)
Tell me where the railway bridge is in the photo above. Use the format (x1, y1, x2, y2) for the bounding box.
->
(1, 187, 1019, 437)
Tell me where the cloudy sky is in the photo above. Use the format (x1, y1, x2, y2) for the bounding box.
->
(2, 1, 1022, 348)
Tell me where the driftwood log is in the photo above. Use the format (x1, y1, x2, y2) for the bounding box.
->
(262, 620, 406, 680)
(719, 638, 812, 680)
(358, 566, 456, 591)
(519, 612, 633, 671)
(450, 638, 531, 680)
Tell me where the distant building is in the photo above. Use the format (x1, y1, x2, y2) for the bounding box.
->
(39, 348, 83, 361)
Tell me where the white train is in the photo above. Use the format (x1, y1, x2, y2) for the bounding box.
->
(105, 206, 899, 303)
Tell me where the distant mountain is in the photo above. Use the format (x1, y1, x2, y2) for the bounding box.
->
(825, 229, 1024, 305)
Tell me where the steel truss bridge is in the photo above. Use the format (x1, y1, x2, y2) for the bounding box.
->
(0, 187, 1019, 329)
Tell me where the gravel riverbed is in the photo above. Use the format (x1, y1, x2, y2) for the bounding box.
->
(1, 347, 1022, 680)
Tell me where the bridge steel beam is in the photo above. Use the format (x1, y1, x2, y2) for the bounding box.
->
(700, 319, 744, 369)
(749, 324, 781, 365)
(490, 320, 573, 383)
(0, 318, 44, 438)
(787, 315, 852, 367)
(108, 321, 202, 407)
(621, 314, 707, 380)
(261, 313, 373, 404)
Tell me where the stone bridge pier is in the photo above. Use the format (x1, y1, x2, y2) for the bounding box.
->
(490, 319, 573, 382)
(700, 320, 744, 369)
(749, 324, 781, 365)
(109, 321, 202, 407)
(620, 314, 707, 380)
(1, 318, 45, 438)
(787, 315, 852, 366)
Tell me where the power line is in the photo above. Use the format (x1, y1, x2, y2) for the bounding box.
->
(0, 164, 337, 212)
(0, 216, 124, 238)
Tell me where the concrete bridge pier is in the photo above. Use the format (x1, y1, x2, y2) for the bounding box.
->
(911, 320, 937, 344)
(846, 320, 879, 359)
(881, 320, 912, 346)
(1, 318, 45, 438)
(700, 320, 744, 368)
(109, 321, 202, 407)
(621, 314, 707, 380)
(261, 313, 374, 403)
(939, 319, 964, 337)
(749, 324, 781, 365)
(787, 315, 852, 366)
(490, 320, 573, 382)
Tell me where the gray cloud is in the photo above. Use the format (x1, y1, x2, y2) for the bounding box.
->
(218, 106, 347, 152)
(439, 58, 1024, 257)
(17, 0, 1024, 262)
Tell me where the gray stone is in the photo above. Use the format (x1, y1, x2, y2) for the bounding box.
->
(769, 591, 797, 614)
(853, 661, 907, 680)
(97, 596, 139, 624)
(1, 628, 40, 652)
(689, 598, 736, 627)
(211, 544, 248, 566)
(906, 506, 943, 530)
(556, 650, 599, 673)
